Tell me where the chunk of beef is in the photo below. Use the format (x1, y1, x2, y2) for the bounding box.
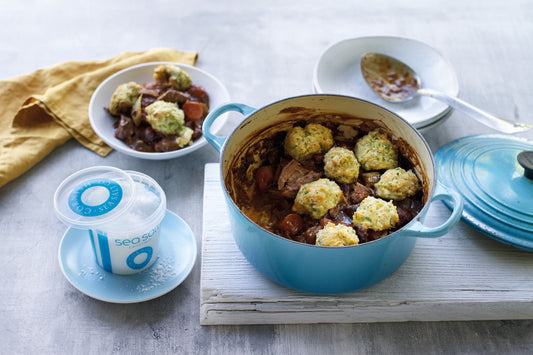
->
(277, 159, 322, 198)
(154, 137, 181, 152)
(157, 89, 189, 104)
(350, 182, 374, 204)
(394, 197, 423, 228)
(299, 154, 325, 171)
(187, 84, 209, 105)
(329, 203, 358, 225)
(300, 225, 322, 245)
(134, 124, 161, 144)
(129, 139, 154, 152)
(143, 81, 167, 93)
(396, 206, 412, 228)
(114, 115, 134, 140)
(354, 226, 386, 244)
(141, 95, 157, 108)
(184, 118, 203, 140)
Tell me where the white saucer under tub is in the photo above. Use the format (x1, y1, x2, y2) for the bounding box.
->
(58, 210, 196, 303)
(313, 36, 459, 130)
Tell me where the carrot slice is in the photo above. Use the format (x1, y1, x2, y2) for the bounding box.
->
(183, 101, 204, 121)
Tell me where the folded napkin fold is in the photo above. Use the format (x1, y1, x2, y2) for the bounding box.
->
(0, 48, 198, 189)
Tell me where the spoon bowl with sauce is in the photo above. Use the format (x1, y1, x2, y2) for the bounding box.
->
(361, 52, 531, 134)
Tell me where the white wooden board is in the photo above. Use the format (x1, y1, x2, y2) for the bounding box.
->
(200, 163, 533, 325)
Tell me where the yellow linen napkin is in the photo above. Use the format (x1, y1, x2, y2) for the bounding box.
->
(0, 48, 198, 189)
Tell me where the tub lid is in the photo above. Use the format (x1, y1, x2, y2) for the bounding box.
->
(435, 134, 533, 251)
(54, 166, 135, 229)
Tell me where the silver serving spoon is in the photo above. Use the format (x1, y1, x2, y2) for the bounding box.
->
(360, 52, 531, 134)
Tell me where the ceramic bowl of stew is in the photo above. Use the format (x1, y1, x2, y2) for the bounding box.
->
(89, 62, 230, 160)
(203, 94, 463, 294)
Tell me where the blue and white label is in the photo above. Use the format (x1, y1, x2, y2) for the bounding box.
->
(68, 178, 123, 217)
(89, 224, 160, 275)
(89, 230, 114, 273)
(126, 247, 154, 269)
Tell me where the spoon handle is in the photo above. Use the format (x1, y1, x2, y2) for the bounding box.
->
(417, 88, 531, 133)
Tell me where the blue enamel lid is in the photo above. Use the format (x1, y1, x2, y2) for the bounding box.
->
(54, 166, 135, 229)
(435, 134, 533, 252)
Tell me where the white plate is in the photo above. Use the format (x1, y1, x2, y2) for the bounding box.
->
(313, 36, 459, 128)
(89, 62, 230, 160)
(417, 108, 453, 134)
(58, 210, 197, 303)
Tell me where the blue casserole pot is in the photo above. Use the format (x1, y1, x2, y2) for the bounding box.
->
(203, 94, 463, 294)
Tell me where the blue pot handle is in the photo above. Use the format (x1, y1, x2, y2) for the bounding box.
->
(202, 102, 257, 153)
(403, 181, 464, 238)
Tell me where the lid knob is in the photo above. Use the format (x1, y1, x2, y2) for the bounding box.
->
(518, 151, 533, 179)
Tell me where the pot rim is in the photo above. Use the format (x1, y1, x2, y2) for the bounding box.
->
(219, 94, 438, 248)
